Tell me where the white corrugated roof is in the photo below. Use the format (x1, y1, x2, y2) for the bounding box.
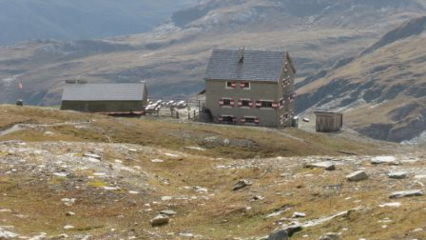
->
(62, 83, 146, 101)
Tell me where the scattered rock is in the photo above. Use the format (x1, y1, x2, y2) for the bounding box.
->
(267, 229, 289, 240)
(83, 153, 101, 160)
(53, 172, 68, 177)
(165, 153, 180, 158)
(346, 171, 369, 182)
(61, 198, 76, 206)
(292, 212, 306, 218)
(29, 232, 47, 240)
(0, 227, 19, 239)
(151, 159, 164, 163)
(66, 211, 76, 216)
(414, 175, 426, 179)
(184, 146, 206, 151)
(160, 210, 177, 216)
(179, 233, 194, 238)
(232, 179, 252, 191)
(103, 186, 120, 191)
(387, 172, 407, 179)
(193, 186, 208, 193)
(93, 172, 106, 176)
(250, 195, 265, 201)
(371, 156, 399, 165)
(63, 225, 74, 230)
(84, 157, 101, 163)
(305, 162, 335, 171)
(161, 196, 173, 201)
(379, 202, 402, 208)
(281, 224, 303, 236)
(318, 232, 340, 240)
(389, 190, 423, 199)
(150, 214, 170, 227)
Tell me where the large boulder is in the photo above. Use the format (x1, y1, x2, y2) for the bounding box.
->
(305, 162, 336, 171)
(387, 172, 407, 179)
(371, 156, 399, 165)
(346, 171, 369, 182)
(232, 179, 252, 191)
(389, 190, 423, 199)
(267, 230, 289, 240)
(150, 214, 170, 227)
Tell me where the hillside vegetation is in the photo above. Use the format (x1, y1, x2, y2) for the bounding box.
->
(0, 105, 425, 240)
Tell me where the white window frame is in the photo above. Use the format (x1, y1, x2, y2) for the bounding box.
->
(259, 100, 274, 110)
(241, 116, 259, 125)
(221, 98, 234, 108)
(240, 81, 251, 90)
(226, 81, 237, 89)
(219, 115, 236, 124)
(239, 98, 252, 108)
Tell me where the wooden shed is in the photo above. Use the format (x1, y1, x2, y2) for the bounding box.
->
(61, 81, 148, 113)
(314, 111, 343, 132)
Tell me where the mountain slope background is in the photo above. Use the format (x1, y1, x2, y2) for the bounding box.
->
(0, 0, 426, 142)
(0, 0, 196, 45)
(296, 16, 426, 143)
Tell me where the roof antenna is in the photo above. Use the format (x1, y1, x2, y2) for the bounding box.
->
(238, 47, 245, 63)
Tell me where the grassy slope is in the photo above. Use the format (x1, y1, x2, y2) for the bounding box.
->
(1, 105, 425, 239)
(0, 105, 387, 158)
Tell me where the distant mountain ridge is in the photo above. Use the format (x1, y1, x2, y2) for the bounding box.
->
(0, 0, 196, 46)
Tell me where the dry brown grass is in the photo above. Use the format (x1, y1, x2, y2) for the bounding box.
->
(1, 105, 423, 239)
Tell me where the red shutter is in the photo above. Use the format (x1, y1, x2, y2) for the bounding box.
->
(254, 117, 260, 124)
(249, 101, 254, 108)
(241, 117, 246, 123)
(218, 116, 223, 122)
(240, 82, 246, 88)
(231, 82, 237, 88)
(230, 99, 235, 107)
(232, 116, 237, 123)
(256, 101, 262, 108)
(219, 98, 224, 106)
(272, 102, 279, 109)
(238, 99, 243, 107)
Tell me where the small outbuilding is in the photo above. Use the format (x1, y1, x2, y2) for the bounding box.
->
(61, 81, 148, 113)
(314, 111, 343, 132)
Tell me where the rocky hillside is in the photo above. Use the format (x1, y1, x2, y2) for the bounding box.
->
(296, 16, 426, 143)
(1, 105, 426, 240)
(1, 0, 424, 105)
(0, 0, 196, 45)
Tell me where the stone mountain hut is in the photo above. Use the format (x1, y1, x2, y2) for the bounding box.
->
(60, 81, 148, 113)
(314, 111, 343, 132)
(203, 48, 296, 127)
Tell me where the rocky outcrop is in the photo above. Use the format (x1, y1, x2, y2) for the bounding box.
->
(362, 16, 426, 55)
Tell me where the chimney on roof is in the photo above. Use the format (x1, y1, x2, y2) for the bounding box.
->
(238, 47, 245, 63)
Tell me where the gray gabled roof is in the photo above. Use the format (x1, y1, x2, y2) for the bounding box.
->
(204, 49, 288, 82)
(62, 83, 146, 101)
